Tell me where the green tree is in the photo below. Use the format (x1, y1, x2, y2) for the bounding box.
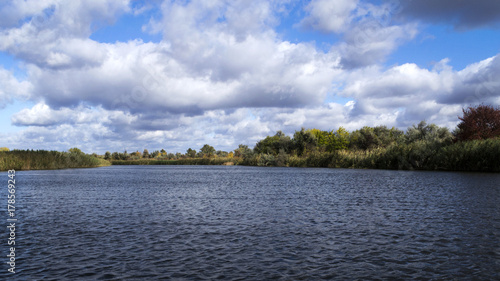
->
(130, 151, 141, 159)
(350, 126, 403, 150)
(406, 121, 453, 144)
(186, 148, 196, 158)
(200, 144, 216, 158)
(234, 144, 253, 158)
(330, 127, 350, 151)
(121, 150, 129, 160)
(308, 129, 331, 149)
(293, 128, 318, 156)
(142, 149, 149, 158)
(254, 131, 292, 155)
(69, 147, 83, 154)
(216, 150, 229, 157)
(104, 151, 111, 160)
(112, 152, 120, 160)
(151, 150, 160, 158)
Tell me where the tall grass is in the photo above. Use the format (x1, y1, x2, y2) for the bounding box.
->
(256, 138, 500, 172)
(0, 150, 110, 171)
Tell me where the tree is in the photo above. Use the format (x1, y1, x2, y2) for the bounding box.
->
(186, 148, 196, 158)
(150, 150, 160, 158)
(254, 131, 292, 155)
(293, 128, 317, 156)
(308, 129, 331, 149)
(104, 151, 111, 160)
(130, 151, 141, 159)
(200, 144, 216, 158)
(234, 144, 253, 158)
(0, 147, 9, 152)
(112, 152, 120, 160)
(142, 149, 149, 158)
(406, 121, 453, 144)
(69, 147, 83, 154)
(160, 149, 167, 156)
(456, 104, 500, 141)
(350, 126, 404, 150)
(216, 150, 228, 157)
(121, 150, 129, 160)
(331, 127, 350, 151)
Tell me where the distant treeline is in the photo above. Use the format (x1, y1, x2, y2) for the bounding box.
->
(111, 105, 500, 172)
(0, 148, 110, 171)
(111, 158, 238, 166)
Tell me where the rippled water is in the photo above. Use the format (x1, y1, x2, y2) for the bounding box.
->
(1, 166, 500, 280)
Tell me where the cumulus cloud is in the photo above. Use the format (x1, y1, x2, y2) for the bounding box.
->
(0, 0, 130, 66)
(6, 0, 342, 115)
(438, 55, 500, 105)
(396, 0, 500, 30)
(24, 38, 340, 114)
(337, 22, 418, 68)
(298, 0, 359, 33)
(0, 67, 31, 108)
(339, 55, 500, 129)
(11, 103, 137, 127)
(296, 0, 419, 68)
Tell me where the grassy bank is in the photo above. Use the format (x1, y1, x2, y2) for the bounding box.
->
(242, 138, 500, 172)
(109, 138, 500, 172)
(0, 150, 110, 171)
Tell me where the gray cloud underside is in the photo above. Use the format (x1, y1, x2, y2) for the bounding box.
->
(396, 0, 500, 29)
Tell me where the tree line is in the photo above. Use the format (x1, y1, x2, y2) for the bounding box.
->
(110, 104, 500, 172)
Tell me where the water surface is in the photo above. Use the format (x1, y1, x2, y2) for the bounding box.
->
(1, 166, 499, 280)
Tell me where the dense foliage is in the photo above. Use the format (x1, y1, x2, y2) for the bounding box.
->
(0, 149, 110, 171)
(109, 110, 500, 172)
(455, 104, 500, 141)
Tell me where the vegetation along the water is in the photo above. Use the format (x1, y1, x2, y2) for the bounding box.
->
(2, 105, 500, 172)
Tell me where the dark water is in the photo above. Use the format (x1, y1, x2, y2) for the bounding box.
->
(1, 166, 500, 280)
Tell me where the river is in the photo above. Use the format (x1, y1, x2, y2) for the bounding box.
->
(1, 166, 499, 280)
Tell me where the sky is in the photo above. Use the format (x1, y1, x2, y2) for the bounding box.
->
(0, 0, 500, 154)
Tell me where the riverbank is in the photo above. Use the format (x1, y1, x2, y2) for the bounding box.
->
(0, 150, 110, 171)
(3, 137, 499, 172)
(110, 138, 500, 172)
(111, 157, 239, 166)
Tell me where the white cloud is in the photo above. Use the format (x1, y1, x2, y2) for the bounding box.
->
(11, 103, 137, 127)
(337, 22, 418, 68)
(13, 0, 342, 114)
(0, 67, 32, 108)
(299, 0, 359, 33)
(0, 0, 130, 66)
(338, 55, 500, 128)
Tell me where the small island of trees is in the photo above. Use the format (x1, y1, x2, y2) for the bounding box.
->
(2, 104, 500, 172)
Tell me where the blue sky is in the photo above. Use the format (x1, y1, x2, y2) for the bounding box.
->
(1, 0, 500, 153)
